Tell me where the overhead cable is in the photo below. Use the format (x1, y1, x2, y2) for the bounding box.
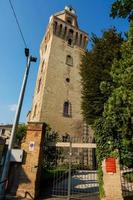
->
(9, 0, 27, 48)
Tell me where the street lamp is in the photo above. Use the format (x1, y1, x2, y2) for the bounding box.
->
(0, 48, 37, 199)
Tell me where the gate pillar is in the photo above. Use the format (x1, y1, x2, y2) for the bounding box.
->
(16, 122, 46, 199)
(102, 158, 123, 200)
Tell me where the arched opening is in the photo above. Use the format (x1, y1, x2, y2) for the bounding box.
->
(80, 34, 82, 46)
(75, 32, 78, 44)
(68, 38, 72, 46)
(69, 29, 74, 35)
(68, 29, 74, 39)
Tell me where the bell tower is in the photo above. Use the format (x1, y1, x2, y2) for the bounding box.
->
(29, 6, 88, 137)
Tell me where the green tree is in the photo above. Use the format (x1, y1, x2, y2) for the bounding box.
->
(110, 0, 133, 21)
(101, 21, 133, 166)
(80, 28, 123, 125)
(94, 22, 133, 197)
(15, 124, 27, 144)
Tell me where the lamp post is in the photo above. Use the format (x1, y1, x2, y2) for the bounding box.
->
(0, 48, 37, 199)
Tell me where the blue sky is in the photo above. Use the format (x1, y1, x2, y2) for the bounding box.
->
(0, 0, 129, 124)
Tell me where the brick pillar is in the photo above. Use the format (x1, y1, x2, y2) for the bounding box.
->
(102, 158, 123, 200)
(16, 122, 46, 199)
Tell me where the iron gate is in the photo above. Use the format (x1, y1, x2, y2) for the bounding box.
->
(40, 136, 99, 200)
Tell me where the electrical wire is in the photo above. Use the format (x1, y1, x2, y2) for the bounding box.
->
(8, 0, 27, 48)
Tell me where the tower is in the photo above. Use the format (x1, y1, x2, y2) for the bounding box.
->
(29, 6, 88, 137)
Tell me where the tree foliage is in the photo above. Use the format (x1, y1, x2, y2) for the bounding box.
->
(110, 0, 133, 21)
(15, 124, 27, 144)
(80, 28, 123, 125)
(95, 21, 133, 168)
(43, 125, 60, 169)
(100, 20, 133, 166)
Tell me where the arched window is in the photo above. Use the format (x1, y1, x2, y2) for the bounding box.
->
(59, 24, 63, 36)
(80, 34, 82, 46)
(66, 55, 73, 66)
(75, 32, 78, 45)
(69, 29, 74, 35)
(63, 101, 69, 116)
(68, 38, 72, 46)
(68, 29, 74, 40)
(63, 101, 72, 117)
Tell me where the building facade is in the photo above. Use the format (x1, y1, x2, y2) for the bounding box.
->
(0, 124, 12, 145)
(29, 6, 88, 137)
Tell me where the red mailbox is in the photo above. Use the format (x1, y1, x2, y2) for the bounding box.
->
(106, 157, 116, 173)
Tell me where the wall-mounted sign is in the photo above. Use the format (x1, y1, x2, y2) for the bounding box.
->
(106, 157, 116, 173)
(29, 141, 35, 151)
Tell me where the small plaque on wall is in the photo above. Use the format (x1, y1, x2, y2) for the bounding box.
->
(29, 141, 35, 151)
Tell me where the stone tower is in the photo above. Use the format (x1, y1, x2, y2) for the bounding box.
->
(29, 6, 88, 137)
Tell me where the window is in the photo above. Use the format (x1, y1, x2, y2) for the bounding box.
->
(69, 29, 74, 35)
(59, 24, 63, 36)
(63, 101, 72, 117)
(54, 21, 58, 33)
(33, 104, 37, 117)
(41, 60, 44, 72)
(68, 29, 74, 39)
(68, 38, 72, 46)
(66, 78, 70, 82)
(66, 55, 73, 66)
(67, 17, 73, 25)
(83, 36, 87, 48)
(37, 78, 41, 93)
(63, 101, 69, 116)
(75, 32, 78, 45)
(80, 34, 82, 46)
(63, 26, 67, 37)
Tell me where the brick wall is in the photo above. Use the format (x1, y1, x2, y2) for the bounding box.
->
(16, 122, 45, 199)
